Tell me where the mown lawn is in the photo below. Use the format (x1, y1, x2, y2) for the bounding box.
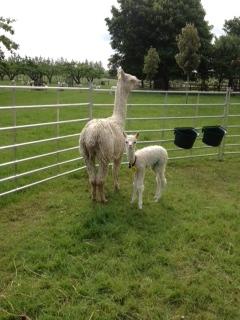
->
(0, 157, 240, 320)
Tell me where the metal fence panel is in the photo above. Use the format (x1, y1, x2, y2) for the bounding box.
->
(0, 86, 239, 197)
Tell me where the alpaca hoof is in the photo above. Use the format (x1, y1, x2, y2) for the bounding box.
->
(154, 195, 161, 202)
(114, 185, 120, 192)
(101, 198, 108, 203)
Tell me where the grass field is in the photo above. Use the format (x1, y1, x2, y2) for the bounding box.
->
(0, 87, 240, 319)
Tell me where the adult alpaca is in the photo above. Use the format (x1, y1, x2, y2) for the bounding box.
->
(80, 67, 140, 202)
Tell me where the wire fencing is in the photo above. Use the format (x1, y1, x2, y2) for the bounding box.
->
(0, 85, 239, 197)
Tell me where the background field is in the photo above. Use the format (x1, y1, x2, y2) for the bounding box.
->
(0, 88, 240, 319)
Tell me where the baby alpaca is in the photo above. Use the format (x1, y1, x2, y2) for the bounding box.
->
(124, 133, 168, 209)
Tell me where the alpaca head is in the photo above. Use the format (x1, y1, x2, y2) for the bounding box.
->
(124, 132, 139, 161)
(117, 67, 141, 92)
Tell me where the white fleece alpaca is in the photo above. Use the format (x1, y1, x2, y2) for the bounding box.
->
(80, 68, 140, 202)
(125, 133, 168, 209)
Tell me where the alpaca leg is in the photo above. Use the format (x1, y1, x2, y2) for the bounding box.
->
(161, 170, 167, 190)
(96, 162, 109, 203)
(85, 158, 97, 201)
(154, 164, 167, 202)
(136, 170, 145, 210)
(131, 173, 138, 204)
(154, 173, 162, 202)
(112, 158, 122, 191)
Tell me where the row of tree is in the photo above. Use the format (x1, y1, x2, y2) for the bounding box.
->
(0, 56, 105, 86)
(0, 17, 105, 86)
(1, 5, 240, 90)
(106, 0, 240, 90)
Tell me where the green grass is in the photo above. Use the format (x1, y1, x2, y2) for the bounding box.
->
(0, 88, 240, 319)
(0, 158, 240, 319)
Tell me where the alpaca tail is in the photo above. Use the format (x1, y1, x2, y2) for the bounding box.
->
(79, 126, 97, 161)
(79, 120, 113, 164)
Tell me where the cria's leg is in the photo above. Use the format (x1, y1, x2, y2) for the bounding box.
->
(153, 163, 167, 202)
(154, 173, 162, 202)
(131, 172, 138, 204)
(136, 169, 145, 210)
(160, 162, 167, 191)
(96, 162, 109, 203)
(113, 157, 122, 191)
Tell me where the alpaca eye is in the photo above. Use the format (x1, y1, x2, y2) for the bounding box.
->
(133, 141, 136, 144)
(125, 141, 128, 144)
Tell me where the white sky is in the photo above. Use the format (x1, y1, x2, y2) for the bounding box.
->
(1, 0, 240, 68)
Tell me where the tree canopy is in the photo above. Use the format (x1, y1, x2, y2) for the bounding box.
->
(213, 35, 240, 89)
(175, 23, 201, 79)
(0, 17, 18, 60)
(0, 55, 105, 86)
(143, 47, 160, 88)
(106, 0, 212, 88)
(223, 16, 240, 37)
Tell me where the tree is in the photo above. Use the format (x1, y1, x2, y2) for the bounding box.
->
(0, 17, 18, 60)
(224, 17, 240, 37)
(213, 35, 240, 90)
(84, 61, 105, 83)
(106, 0, 212, 89)
(175, 23, 201, 89)
(62, 61, 85, 86)
(143, 47, 160, 88)
(0, 54, 22, 80)
(22, 56, 44, 86)
(41, 58, 57, 84)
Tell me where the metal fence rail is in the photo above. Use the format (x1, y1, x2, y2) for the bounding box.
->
(0, 85, 239, 197)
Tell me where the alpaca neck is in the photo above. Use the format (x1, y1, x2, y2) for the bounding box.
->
(112, 82, 129, 128)
(127, 148, 136, 166)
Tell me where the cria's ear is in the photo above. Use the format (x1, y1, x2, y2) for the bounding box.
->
(123, 131, 127, 138)
(135, 132, 139, 139)
(117, 66, 125, 80)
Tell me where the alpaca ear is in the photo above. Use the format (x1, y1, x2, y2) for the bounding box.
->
(123, 131, 127, 138)
(117, 66, 125, 80)
(135, 132, 139, 139)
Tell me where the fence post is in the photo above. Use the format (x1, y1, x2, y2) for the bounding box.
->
(219, 88, 230, 161)
(191, 92, 200, 156)
(88, 82, 93, 120)
(12, 87, 17, 189)
(161, 91, 168, 139)
(56, 89, 60, 170)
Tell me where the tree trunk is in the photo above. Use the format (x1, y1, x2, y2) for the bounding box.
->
(217, 77, 223, 91)
(153, 77, 169, 90)
(186, 73, 190, 104)
(228, 78, 233, 89)
(46, 74, 53, 84)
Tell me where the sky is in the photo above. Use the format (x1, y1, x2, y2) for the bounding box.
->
(1, 0, 240, 68)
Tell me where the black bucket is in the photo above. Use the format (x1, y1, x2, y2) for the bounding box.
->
(174, 127, 198, 149)
(202, 126, 226, 147)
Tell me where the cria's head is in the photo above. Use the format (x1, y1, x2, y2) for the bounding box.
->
(123, 132, 139, 150)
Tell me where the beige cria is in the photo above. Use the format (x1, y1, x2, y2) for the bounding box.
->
(79, 67, 140, 202)
(124, 133, 168, 210)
